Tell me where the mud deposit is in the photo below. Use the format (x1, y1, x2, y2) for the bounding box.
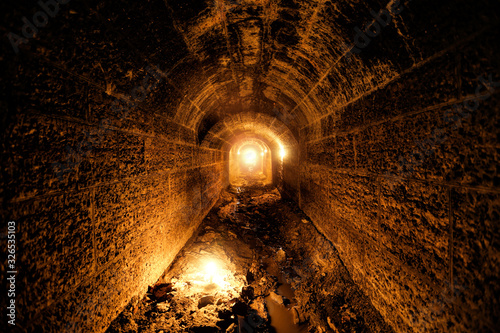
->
(106, 185, 393, 333)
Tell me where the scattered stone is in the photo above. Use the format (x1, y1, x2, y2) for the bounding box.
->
(268, 291, 283, 305)
(292, 307, 300, 325)
(250, 299, 268, 321)
(106, 185, 392, 333)
(275, 248, 286, 262)
(246, 270, 254, 284)
(148, 283, 173, 303)
(156, 303, 170, 312)
(241, 286, 254, 300)
(327, 317, 340, 333)
(198, 296, 215, 308)
(216, 309, 234, 332)
(231, 300, 248, 316)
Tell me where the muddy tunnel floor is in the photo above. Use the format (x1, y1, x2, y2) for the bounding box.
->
(106, 185, 394, 333)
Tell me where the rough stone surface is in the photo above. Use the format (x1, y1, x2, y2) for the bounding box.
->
(1, 0, 499, 332)
(106, 185, 393, 333)
(299, 13, 500, 333)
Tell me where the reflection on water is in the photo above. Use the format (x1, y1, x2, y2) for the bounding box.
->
(265, 295, 309, 333)
(263, 257, 309, 333)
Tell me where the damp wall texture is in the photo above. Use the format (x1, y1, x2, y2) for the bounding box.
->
(298, 11, 500, 333)
(1, 89, 226, 332)
(0, 1, 227, 330)
(1, 0, 499, 332)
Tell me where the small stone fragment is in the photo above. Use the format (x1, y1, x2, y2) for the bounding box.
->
(198, 295, 215, 308)
(291, 307, 300, 325)
(246, 270, 255, 284)
(151, 283, 173, 302)
(275, 248, 286, 262)
(231, 300, 248, 316)
(156, 302, 170, 312)
(250, 299, 268, 321)
(241, 286, 254, 300)
(268, 291, 283, 305)
(327, 317, 340, 333)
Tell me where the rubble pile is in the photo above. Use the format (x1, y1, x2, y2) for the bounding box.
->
(106, 185, 392, 333)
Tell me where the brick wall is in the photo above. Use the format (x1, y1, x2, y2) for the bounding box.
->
(298, 22, 499, 333)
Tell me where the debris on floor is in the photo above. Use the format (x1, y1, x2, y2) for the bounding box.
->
(106, 185, 393, 333)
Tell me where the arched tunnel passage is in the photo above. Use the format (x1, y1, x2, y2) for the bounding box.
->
(1, 0, 499, 332)
(229, 139, 273, 186)
(201, 112, 300, 200)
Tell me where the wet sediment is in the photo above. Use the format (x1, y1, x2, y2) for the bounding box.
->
(106, 185, 393, 333)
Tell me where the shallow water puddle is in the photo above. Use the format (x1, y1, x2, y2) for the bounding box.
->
(277, 279, 295, 302)
(265, 297, 302, 333)
(263, 257, 308, 333)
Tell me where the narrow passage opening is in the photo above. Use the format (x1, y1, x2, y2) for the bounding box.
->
(229, 140, 272, 186)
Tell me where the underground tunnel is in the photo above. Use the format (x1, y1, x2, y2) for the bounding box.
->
(0, 0, 499, 332)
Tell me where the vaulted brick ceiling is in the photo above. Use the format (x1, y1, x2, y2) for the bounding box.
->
(3, 0, 492, 147)
(168, 0, 393, 137)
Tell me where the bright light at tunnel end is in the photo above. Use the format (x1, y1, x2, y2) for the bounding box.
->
(205, 261, 217, 283)
(243, 148, 258, 165)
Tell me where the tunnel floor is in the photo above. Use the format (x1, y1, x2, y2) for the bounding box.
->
(106, 185, 393, 333)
